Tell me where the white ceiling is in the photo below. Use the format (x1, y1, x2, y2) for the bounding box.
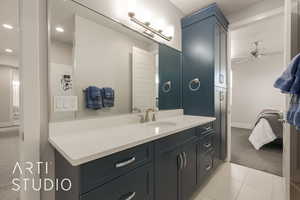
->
(169, 0, 263, 16)
(0, 0, 19, 56)
(231, 14, 284, 59)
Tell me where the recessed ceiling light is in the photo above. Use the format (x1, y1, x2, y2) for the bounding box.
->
(55, 26, 64, 33)
(2, 24, 14, 29)
(5, 49, 13, 53)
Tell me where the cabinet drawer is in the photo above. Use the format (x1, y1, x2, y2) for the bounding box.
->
(197, 149, 214, 184)
(80, 164, 153, 200)
(155, 128, 196, 153)
(196, 123, 214, 137)
(81, 143, 153, 193)
(198, 132, 214, 153)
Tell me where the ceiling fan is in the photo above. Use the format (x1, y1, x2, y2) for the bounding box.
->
(231, 41, 282, 64)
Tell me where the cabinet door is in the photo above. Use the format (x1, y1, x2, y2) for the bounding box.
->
(182, 18, 215, 116)
(159, 44, 182, 110)
(215, 23, 227, 88)
(214, 24, 221, 87)
(155, 147, 181, 200)
(181, 140, 198, 200)
(220, 26, 227, 88)
(214, 87, 222, 160)
(220, 88, 227, 160)
(197, 149, 214, 184)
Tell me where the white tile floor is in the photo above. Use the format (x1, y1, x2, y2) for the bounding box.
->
(193, 162, 285, 200)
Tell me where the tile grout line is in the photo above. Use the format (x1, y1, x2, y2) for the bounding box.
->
(234, 169, 249, 200)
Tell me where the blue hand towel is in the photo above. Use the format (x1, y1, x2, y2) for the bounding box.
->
(287, 95, 300, 128)
(274, 53, 300, 129)
(274, 53, 300, 94)
(102, 87, 114, 107)
(85, 86, 103, 110)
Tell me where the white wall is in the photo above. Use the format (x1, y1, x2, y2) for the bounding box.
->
(231, 54, 285, 129)
(73, 0, 184, 50)
(49, 41, 74, 122)
(0, 54, 18, 67)
(74, 15, 154, 119)
(50, 40, 73, 66)
(0, 66, 12, 124)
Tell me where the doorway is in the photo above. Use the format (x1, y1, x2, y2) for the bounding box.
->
(229, 14, 285, 176)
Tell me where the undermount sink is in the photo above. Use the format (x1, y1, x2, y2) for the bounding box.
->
(146, 121, 177, 128)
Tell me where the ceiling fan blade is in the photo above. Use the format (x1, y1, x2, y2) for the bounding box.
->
(231, 57, 252, 64)
(261, 51, 283, 56)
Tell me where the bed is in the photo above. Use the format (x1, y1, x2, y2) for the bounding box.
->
(249, 109, 283, 150)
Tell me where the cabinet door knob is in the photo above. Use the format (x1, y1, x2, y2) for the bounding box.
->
(115, 157, 136, 168)
(189, 78, 201, 91)
(162, 81, 172, 93)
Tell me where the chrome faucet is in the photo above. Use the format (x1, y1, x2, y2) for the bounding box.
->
(145, 108, 156, 122)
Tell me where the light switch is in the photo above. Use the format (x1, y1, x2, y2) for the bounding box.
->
(54, 96, 78, 112)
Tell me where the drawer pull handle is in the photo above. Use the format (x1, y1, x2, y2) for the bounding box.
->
(205, 127, 212, 132)
(183, 152, 187, 168)
(204, 143, 212, 148)
(178, 153, 184, 170)
(205, 164, 212, 171)
(115, 157, 136, 168)
(121, 192, 136, 200)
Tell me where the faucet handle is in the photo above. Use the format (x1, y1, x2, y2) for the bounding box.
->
(132, 107, 142, 113)
(152, 113, 156, 122)
(138, 114, 145, 123)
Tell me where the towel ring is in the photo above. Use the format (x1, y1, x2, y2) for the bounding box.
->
(189, 78, 201, 91)
(162, 81, 172, 93)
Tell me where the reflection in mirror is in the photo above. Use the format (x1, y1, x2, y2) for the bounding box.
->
(0, 0, 20, 199)
(49, 0, 160, 122)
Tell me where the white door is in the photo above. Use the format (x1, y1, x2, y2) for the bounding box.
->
(132, 47, 156, 111)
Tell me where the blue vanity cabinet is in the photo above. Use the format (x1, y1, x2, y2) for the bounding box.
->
(55, 143, 154, 200)
(158, 44, 182, 110)
(182, 3, 228, 162)
(80, 164, 153, 200)
(54, 122, 215, 200)
(154, 128, 198, 200)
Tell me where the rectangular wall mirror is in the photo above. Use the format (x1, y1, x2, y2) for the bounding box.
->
(48, 0, 182, 122)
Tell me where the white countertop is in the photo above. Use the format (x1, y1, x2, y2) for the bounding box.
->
(49, 114, 215, 166)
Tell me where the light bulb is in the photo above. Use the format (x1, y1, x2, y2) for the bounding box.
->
(165, 26, 175, 38)
(2, 24, 13, 29)
(128, 0, 137, 14)
(5, 49, 13, 53)
(55, 26, 64, 33)
(140, 10, 152, 23)
(152, 19, 165, 31)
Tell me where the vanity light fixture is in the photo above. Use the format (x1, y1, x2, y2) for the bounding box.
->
(128, 12, 173, 41)
(55, 26, 65, 33)
(2, 24, 14, 29)
(5, 48, 13, 53)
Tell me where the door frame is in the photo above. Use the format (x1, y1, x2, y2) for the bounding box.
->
(226, 2, 287, 176)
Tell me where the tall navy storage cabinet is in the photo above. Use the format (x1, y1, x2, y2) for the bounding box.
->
(182, 4, 229, 162)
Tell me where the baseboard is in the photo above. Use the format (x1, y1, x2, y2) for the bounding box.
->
(231, 122, 252, 129)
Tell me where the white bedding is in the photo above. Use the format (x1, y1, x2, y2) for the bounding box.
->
(248, 118, 277, 150)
